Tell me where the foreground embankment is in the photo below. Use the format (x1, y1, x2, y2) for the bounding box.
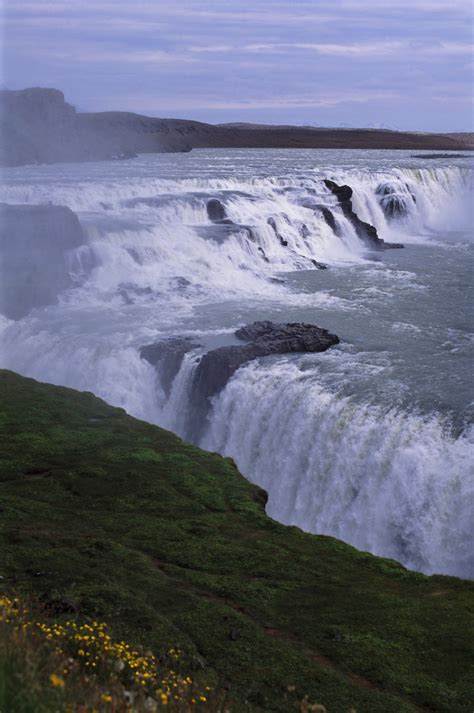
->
(0, 370, 473, 712)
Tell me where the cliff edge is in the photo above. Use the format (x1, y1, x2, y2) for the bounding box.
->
(0, 369, 473, 712)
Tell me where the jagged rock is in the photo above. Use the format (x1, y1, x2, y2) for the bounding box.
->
(295, 197, 341, 240)
(140, 337, 202, 396)
(324, 179, 404, 250)
(311, 259, 328, 270)
(0, 87, 192, 167)
(325, 181, 353, 202)
(0, 88, 77, 166)
(317, 205, 340, 235)
(375, 182, 416, 219)
(267, 214, 328, 268)
(207, 199, 227, 222)
(172, 277, 192, 290)
(383, 241, 404, 249)
(0, 203, 88, 319)
(380, 194, 407, 219)
(324, 179, 383, 248)
(193, 320, 339, 404)
(267, 217, 288, 246)
(300, 223, 311, 239)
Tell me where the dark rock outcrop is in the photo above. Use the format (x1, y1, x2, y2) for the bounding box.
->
(0, 88, 77, 166)
(267, 217, 288, 246)
(267, 216, 327, 268)
(310, 259, 328, 270)
(0, 203, 88, 319)
(206, 199, 227, 222)
(140, 337, 202, 396)
(318, 205, 340, 236)
(324, 180, 404, 249)
(324, 182, 353, 203)
(411, 153, 470, 159)
(295, 197, 340, 237)
(324, 179, 383, 248)
(300, 223, 311, 239)
(375, 182, 416, 219)
(140, 321, 339, 439)
(193, 320, 339, 404)
(0, 88, 191, 166)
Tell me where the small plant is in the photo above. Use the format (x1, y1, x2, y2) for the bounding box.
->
(0, 594, 214, 712)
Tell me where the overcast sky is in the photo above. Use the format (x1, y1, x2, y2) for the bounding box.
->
(2, 0, 473, 131)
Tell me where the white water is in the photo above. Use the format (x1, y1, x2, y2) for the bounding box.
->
(1, 149, 472, 578)
(203, 359, 473, 577)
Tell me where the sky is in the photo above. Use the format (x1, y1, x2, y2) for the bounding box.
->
(1, 0, 473, 131)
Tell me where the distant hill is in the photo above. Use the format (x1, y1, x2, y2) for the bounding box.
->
(443, 132, 474, 146)
(216, 122, 322, 129)
(1, 87, 472, 167)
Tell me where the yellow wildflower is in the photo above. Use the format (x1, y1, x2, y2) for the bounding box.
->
(49, 673, 65, 688)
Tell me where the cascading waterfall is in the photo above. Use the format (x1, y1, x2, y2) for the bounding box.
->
(0, 151, 472, 578)
(201, 359, 474, 579)
(0, 163, 471, 288)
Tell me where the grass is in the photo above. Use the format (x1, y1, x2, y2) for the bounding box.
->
(0, 594, 215, 712)
(0, 369, 473, 712)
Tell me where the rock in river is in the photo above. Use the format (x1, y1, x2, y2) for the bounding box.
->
(324, 179, 404, 249)
(193, 320, 340, 403)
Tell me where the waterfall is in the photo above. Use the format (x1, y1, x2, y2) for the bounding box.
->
(1, 153, 472, 578)
(0, 166, 471, 293)
(201, 359, 474, 578)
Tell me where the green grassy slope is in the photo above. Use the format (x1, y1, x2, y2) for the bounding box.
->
(0, 369, 473, 712)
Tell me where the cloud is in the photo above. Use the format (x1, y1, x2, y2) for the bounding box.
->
(189, 41, 403, 56)
(431, 42, 474, 56)
(2, 0, 473, 131)
(6, 43, 198, 66)
(189, 40, 473, 59)
(132, 90, 404, 112)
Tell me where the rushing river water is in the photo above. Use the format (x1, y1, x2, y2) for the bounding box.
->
(1, 148, 473, 578)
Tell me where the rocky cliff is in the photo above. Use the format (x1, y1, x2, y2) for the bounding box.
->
(0, 88, 192, 166)
(0, 202, 89, 318)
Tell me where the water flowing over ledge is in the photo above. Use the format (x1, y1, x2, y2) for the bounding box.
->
(0, 150, 472, 578)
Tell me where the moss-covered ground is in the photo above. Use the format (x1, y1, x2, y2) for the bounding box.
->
(0, 369, 473, 712)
